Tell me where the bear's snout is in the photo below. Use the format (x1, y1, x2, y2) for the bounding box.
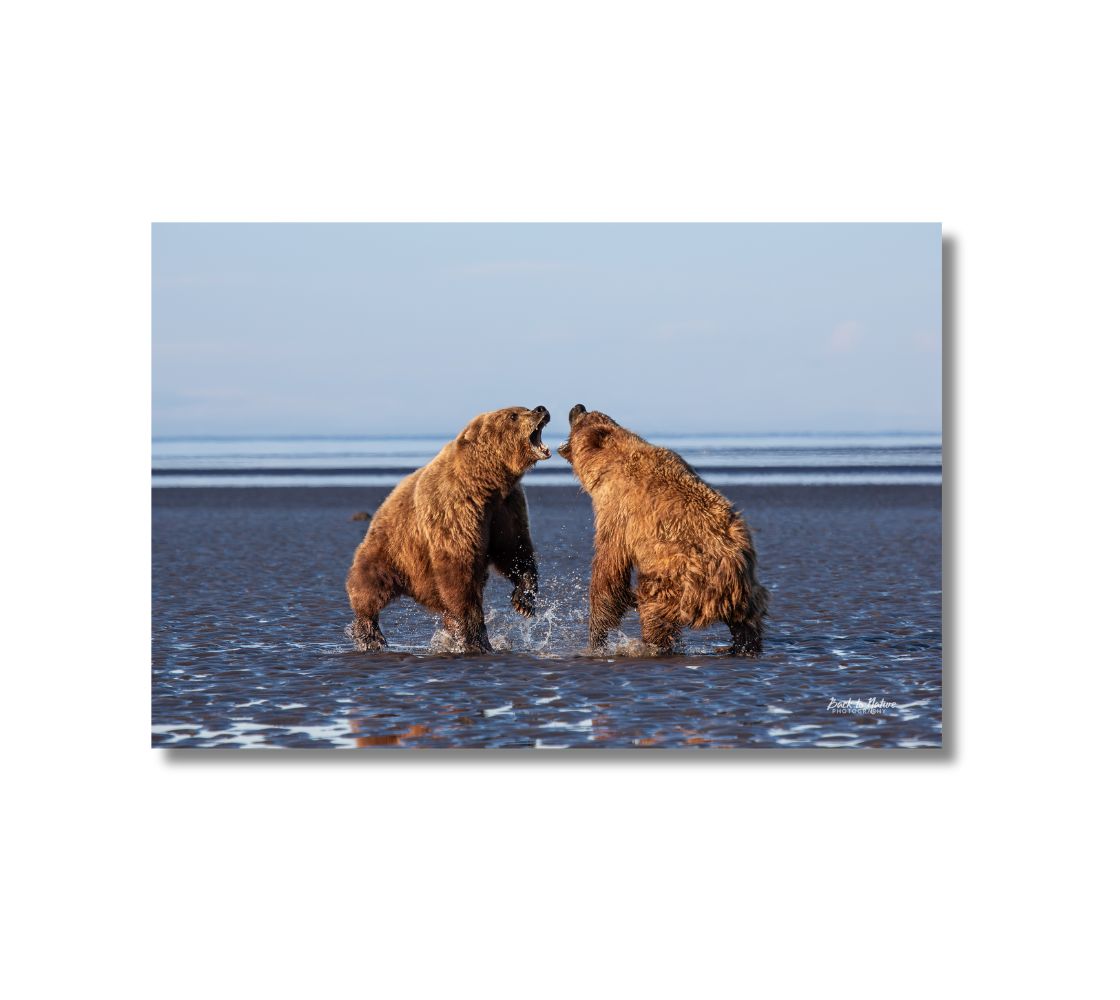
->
(533, 405, 550, 422)
(569, 403, 587, 424)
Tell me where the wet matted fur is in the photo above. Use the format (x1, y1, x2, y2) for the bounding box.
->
(346, 405, 551, 653)
(558, 404, 769, 655)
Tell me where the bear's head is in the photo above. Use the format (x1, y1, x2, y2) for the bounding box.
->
(557, 403, 628, 486)
(456, 405, 551, 476)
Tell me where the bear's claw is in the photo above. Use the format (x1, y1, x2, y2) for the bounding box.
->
(346, 620, 387, 652)
(511, 587, 536, 617)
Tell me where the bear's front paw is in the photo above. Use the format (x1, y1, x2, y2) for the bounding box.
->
(511, 586, 536, 617)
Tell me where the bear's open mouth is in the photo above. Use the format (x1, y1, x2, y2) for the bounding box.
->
(529, 414, 550, 460)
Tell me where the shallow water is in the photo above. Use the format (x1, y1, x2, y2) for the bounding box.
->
(152, 485, 942, 749)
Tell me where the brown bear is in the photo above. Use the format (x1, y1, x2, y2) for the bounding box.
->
(557, 404, 769, 656)
(346, 405, 551, 653)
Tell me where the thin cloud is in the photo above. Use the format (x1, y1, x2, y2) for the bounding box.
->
(913, 330, 940, 353)
(827, 321, 865, 354)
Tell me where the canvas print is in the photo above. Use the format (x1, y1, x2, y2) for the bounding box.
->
(152, 223, 942, 749)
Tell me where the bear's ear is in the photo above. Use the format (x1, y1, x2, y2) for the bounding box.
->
(583, 426, 613, 451)
(456, 416, 482, 447)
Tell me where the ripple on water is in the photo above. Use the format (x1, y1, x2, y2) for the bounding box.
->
(152, 485, 942, 749)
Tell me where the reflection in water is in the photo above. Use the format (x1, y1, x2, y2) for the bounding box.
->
(351, 721, 431, 748)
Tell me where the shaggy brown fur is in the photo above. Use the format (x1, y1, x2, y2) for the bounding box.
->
(558, 404, 769, 656)
(346, 406, 551, 653)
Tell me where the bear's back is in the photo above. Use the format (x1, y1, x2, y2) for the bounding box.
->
(596, 439, 739, 550)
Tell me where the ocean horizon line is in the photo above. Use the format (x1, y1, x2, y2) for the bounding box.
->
(153, 429, 943, 442)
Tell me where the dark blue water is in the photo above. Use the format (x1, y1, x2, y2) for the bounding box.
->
(151, 484, 942, 749)
(151, 433, 941, 487)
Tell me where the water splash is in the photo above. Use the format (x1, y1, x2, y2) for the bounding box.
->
(604, 634, 655, 657)
(427, 626, 463, 654)
(484, 600, 569, 656)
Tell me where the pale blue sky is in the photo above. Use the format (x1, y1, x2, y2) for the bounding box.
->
(152, 223, 941, 437)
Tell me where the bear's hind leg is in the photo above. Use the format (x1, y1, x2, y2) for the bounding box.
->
(725, 544, 769, 656)
(348, 614, 387, 652)
(727, 616, 763, 657)
(726, 570, 769, 656)
(346, 559, 397, 652)
(636, 576, 681, 655)
(588, 545, 634, 651)
(435, 572, 492, 654)
(639, 611, 681, 655)
(440, 605, 492, 654)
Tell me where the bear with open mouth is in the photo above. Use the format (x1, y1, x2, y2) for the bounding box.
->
(558, 404, 769, 656)
(346, 405, 551, 653)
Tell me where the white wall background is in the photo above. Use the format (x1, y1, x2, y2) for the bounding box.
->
(3, 2, 1117, 998)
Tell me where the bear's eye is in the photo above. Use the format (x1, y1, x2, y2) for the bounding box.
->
(508, 412, 518, 421)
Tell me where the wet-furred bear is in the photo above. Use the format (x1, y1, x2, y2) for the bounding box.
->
(558, 404, 768, 656)
(347, 405, 551, 653)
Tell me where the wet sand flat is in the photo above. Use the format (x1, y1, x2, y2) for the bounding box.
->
(152, 484, 942, 749)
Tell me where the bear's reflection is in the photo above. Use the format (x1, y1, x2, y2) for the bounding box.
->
(348, 718, 432, 747)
